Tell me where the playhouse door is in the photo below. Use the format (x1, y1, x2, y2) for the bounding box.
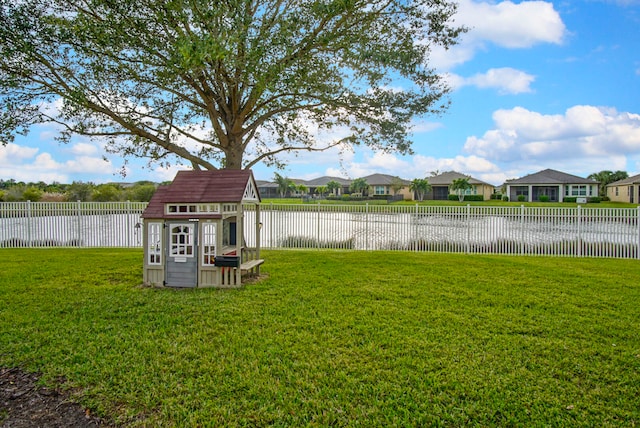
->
(165, 221, 198, 287)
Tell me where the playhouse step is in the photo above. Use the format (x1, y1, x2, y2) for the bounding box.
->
(240, 259, 264, 272)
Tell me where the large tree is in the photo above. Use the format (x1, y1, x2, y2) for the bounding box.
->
(410, 178, 431, 201)
(451, 177, 471, 202)
(588, 170, 628, 197)
(0, 0, 464, 172)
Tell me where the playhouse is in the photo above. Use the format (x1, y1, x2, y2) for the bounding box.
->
(141, 169, 263, 288)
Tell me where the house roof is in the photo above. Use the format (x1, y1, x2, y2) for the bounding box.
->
(303, 176, 352, 186)
(426, 171, 492, 186)
(607, 173, 640, 187)
(507, 169, 597, 185)
(256, 180, 278, 189)
(360, 173, 410, 186)
(142, 169, 260, 218)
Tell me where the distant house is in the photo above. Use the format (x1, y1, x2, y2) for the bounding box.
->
(256, 180, 279, 198)
(606, 174, 640, 203)
(425, 171, 494, 201)
(506, 169, 599, 202)
(304, 176, 351, 197)
(360, 174, 413, 200)
(257, 176, 351, 198)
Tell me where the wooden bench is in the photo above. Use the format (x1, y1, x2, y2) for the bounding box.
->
(240, 259, 264, 272)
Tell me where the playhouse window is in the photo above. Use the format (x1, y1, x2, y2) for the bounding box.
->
(147, 222, 162, 265)
(170, 224, 194, 257)
(223, 203, 237, 213)
(202, 223, 217, 266)
(167, 204, 197, 214)
(198, 204, 220, 213)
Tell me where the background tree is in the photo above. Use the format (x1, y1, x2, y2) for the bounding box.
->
(273, 173, 292, 198)
(315, 185, 328, 198)
(390, 177, 406, 198)
(410, 178, 431, 202)
(124, 182, 158, 202)
(349, 178, 368, 197)
(326, 180, 342, 197)
(451, 178, 471, 202)
(296, 184, 308, 200)
(588, 170, 628, 198)
(3, 185, 26, 202)
(0, 0, 464, 173)
(22, 186, 44, 202)
(65, 182, 95, 202)
(92, 184, 122, 202)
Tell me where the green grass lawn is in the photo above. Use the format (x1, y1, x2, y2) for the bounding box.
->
(1, 249, 639, 426)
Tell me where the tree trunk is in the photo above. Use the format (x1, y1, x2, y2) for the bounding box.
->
(224, 137, 244, 170)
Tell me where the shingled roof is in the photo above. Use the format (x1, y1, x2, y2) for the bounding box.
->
(507, 169, 597, 185)
(142, 169, 260, 218)
(607, 173, 640, 187)
(427, 171, 492, 186)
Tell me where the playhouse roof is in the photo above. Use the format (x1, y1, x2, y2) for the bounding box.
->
(141, 169, 260, 218)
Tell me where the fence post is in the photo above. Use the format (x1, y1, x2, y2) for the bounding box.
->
(316, 202, 321, 250)
(415, 204, 419, 252)
(27, 200, 32, 248)
(637, 206, 640, 260)
(269, 202, 273, 249)
(127, 200, 132, 248)
(577, 205, 582, 257)
(365, 203, 369, 250)
(466, 204, 471, 254)
(520, 205, 525, 255)
(76, 200, 82, 247)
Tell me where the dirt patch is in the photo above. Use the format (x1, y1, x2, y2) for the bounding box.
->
(0, 367, 106, 427)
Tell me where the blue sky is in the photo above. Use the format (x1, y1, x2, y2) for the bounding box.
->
(2, 0, 640, 185)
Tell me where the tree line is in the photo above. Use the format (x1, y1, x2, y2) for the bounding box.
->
(0, 179, 160, 202)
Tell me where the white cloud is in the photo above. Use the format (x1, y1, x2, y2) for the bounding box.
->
(0, 143, 39, 164)
(464, 105, 640, 174)
(447, 68, 536, 94)
(326, 150, 503, 184)
(69, 142, 99, 156)
(457, 0, 566, 49)
(0, 140, 118, 183)
(151, 165, 189, 182)
(411, 154, 500, 176)
(432, 0, 566, 71)
(411, 119, 444, 133)
(65, 156, 114, 174)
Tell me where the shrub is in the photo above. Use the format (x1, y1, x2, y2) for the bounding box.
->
(588, 197, 601, 203)
(517, 195, 526, 202)
(564, 197, 577, 203)
(447, 194, 484, 202)
(502, 195, 509, 201)
(539, 195, 549, 202)
(22, 186, 44, 202)
(279, 236, 355, 249)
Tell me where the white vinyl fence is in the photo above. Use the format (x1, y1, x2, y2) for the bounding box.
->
(251, 203, 640, 259)
(0, 201, 147, 248)
(2, 202, 640, 259)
